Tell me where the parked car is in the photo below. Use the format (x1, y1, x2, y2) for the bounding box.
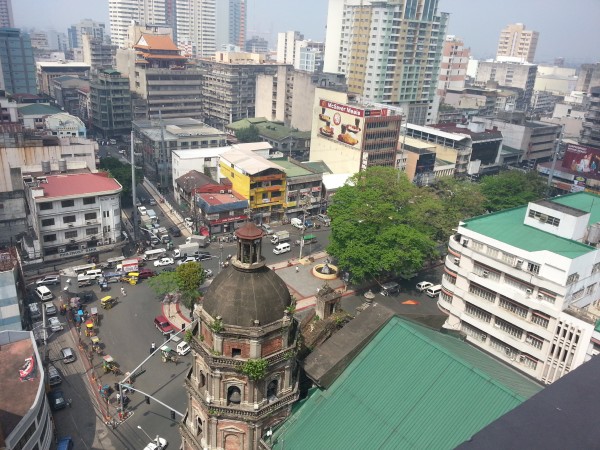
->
(304, 219, 314, 228)
(184, 217, 193, 228)
(178, 256, 197, 266)
(154, 257, 174, 267)
(416, 281, 434, 292)
(138, 206, 148, 215)
(138, 269, 157, 279)
(291, 218, 304, 229)
(380, 281, 400, 296)
(36, 275, 60, 286)
(48, 389, 67, 411)
(45, 302, 57, 316)
(48, 317, 63, 332)
(261, 224, 274, 235)
(143, 437, 168, 450)
(316, 213, 331, 226)
(148, 198, 157, 206)
(60, 347, 76, 363)
(154, 315, 173, 336)
(169, 226, 182, 237)
(195, 252, 212, 262)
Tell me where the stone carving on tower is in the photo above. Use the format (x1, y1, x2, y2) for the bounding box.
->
(180, 222, 300, 450)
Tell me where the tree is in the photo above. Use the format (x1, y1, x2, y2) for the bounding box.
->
(327, 167, 437, 283)
(235, 125, 261, 143)
(147, 262, 206, 310)
(98, 157, 143, 206)
(479, 170, 547, 212)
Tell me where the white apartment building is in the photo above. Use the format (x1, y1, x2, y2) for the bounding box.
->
(294, 40, 324, 73)
(496, 23, 539, 64)
(277, 31, 303, 64)
(175, 0, 216, 58)
(171, 147, 227, 195)
(23, 172, 122, 260)
(108, 0, 166, 48)
(439, 192, 600, 384)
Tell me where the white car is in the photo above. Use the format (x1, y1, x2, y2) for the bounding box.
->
(154, 257, 174, 267)
(261, 224, 274, 235)
(184, 217, 193, 228)
(177, 256, 196, 266)
(36, 275, 60, 286)
(203, 269, 213, 278)
(45, 302, 57, 316)
(143, 436, 167, 450)
(48, 317, 63, 332)
(416, 281, 434, 292)
(138, 206, 148, 216)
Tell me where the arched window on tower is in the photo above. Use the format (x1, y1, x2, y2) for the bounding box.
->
(227, 386, 242, 405)
(267, 379, 278, 402)
(196, 416, 203, 437)
(198, 371, 206, 389)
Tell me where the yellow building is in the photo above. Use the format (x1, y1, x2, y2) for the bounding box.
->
(219, 147, 286, 222)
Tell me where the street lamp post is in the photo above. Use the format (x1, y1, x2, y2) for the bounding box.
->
(137, 425, 161, 448)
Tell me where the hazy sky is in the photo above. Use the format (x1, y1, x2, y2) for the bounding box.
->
(13, 0, 600, 64)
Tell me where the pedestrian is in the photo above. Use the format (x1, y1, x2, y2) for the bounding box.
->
(150, 342, 156, 354)
(67, 398, 72, 408)
(295, 266, 299, 273)
(121, 287, 126, 296)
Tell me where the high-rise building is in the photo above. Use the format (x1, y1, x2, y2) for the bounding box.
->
(108, 0, 166, 48)
(176, 0, 216, 57)
(0, 0, 14, 28)
(0, 29, 37, 95)
(277, 31, 303, 65)
(82, 34, 116, 73)
(245, 35, 268, 53)
(68, 19, 106, 50)
(496, 23, 539, 64)
(90, 69, 132, 138)
(294, 40, 324, 73)
(576, 63, 600, 94)
(579, 87, 600, 150)
(324, 0, 448, 125)
(437, 35, 470, 99)
(474, 61, 537, 111)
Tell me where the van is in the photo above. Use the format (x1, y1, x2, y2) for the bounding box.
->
(85, 269, 103, 279)
(273, 242, 291, 255)
(380, 281, 400, 296)
(291, 218, 304, 229)
(426, 284, 442, 298)
(29, 303, 42, 320)
(35, 286, 53, 302)
(48, 364, 62, 386)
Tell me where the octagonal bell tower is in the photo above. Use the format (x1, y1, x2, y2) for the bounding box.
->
(181, 222, 299, 450)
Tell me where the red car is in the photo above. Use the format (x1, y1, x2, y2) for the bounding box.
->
(154, 315, 173, 336)
(138, 269, 157, 279)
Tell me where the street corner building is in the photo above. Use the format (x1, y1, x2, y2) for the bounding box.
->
(180, 222, 300, 449)
(22, 171, 123, 262)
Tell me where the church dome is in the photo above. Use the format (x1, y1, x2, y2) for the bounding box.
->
(201, 222, 291, 327)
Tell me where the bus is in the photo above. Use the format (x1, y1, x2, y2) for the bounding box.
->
(143, 248, 167, 261)
(71, 263, 96, 274)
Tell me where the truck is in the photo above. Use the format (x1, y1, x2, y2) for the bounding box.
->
(117, 258, 140, 273)
(174, 242, 199, 259)
(185, 235, 209, 248)
(146, 209, 158, 223)
(270, 230, 290, 245)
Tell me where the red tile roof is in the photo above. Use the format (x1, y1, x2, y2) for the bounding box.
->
(199, 191, 246, 206)
(39, 173, 122, 199)
(134, 34, 180, 51)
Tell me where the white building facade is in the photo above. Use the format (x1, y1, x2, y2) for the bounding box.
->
(175, 0, 216, 58)
(108, 0, 166, 48)
(24, 172, 122, 260)
(439, 192, 600, 384)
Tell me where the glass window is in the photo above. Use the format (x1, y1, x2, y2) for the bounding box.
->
(43, 234, 56, 242)
(61, 200, 75, 208)
(41, 218, 55, 227)
(63, 215, 76, 223)
(84, 212, 97, 221)
(83, 197, 96, 205)
(39, 202, 53, 210)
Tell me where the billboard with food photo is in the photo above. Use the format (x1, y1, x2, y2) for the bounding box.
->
(317, 99, 370, 149)
(562, 143, 600, 181)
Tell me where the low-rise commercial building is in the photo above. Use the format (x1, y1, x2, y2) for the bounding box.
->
(439, 192, 600, 384)
(51, 75, 89, 117)
(271, 157, 323, 217)
(0, 330, 53, 450)
(36, 61, 90, 96)
(474, 61, 537, 111)
(23, 171, 122, 260)
(44, 112, 86, 138)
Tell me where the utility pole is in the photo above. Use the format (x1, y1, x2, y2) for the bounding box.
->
(158, 109, 166, 194)
(298, 194, 311, 260)
(131, 130, 138, 243)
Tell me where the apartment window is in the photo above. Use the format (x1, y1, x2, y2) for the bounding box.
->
(538, 290, 557, 304)
(103, 225, 111, 233)
(527, 262, 540, 275)
(84, 212, 97, 221)
(499, 296, 528, 318)
(566, 273, 580, 285)
(63, 215, 76, 224)
(65, 230, 77, 239)
(440, 291, 452, 305)
(592, 262, 600, 274)
(572, 288, 584, 301)
(486, 246, 499, 259)
(83, 197, 96, 205)
(465, 303, 492, 322)
(39, 202, 53, 210)
(528, 209, 560, 226)
(531, 311, 550, 329)
(103, 211, 110, 218)
(471, 240, 484, 251)
(469, 283, 496, 303)
(586, 284, 596, 295)
(494, 317, 523, 339)
(505, 275, 533, 293)
(525, 333, 544, 350)
(61, 199, 75, 208)
(41, 218, 55, 227)
(86, 227, 98, 236)
(43, 234, 57, 242)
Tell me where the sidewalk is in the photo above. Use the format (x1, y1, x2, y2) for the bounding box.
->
(143, 179, 192, 238)
(162, 251, 359, 329)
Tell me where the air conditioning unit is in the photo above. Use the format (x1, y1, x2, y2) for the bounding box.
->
(220, 190, 225, 194)
(494, 322, 501, 328)
(537, 293, 544, 300)
(481, 334, 487, 341)
(526, 288, 533, 296)
(519, 355, 526, 362)
(482, 270, 489, 278)
(539, 214, 548, 223)
(454, 257, 460, 264)
(462, 239, 469, 247)
(516, 259, 524, 267)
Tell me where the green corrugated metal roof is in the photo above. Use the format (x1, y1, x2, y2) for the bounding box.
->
(270, 158, 312, 177)
(463, 192, 600, 259)
(226, 117, 268, 130)
(18, 104, 62, 115)
(302, 161, 333, 174)
(272, 317, 541, 450)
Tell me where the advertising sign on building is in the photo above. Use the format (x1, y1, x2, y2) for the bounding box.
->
(562, 143, 600, 181)
(317, 99, 383, 150)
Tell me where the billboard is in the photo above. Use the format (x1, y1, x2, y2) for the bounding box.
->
(317, 100, 386, 149)
(562, 143, 600, 181)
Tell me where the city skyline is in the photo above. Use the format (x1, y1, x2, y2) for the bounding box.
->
(10, 0, 600, 64)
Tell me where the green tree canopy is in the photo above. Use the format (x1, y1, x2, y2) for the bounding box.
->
(235, 125, 261, 143)
(98, 157, 143, 206)
(327, 167, 437, 283)
(479, 170, 547, 212)
(147, 262, 206, 310)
